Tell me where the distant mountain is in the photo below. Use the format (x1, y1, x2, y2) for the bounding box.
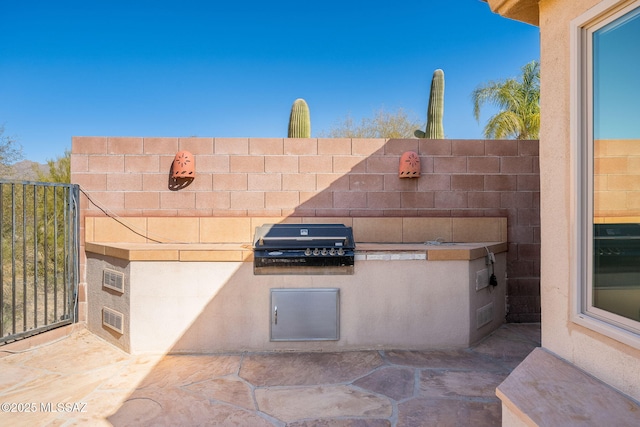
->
(0, 160, 48, 181)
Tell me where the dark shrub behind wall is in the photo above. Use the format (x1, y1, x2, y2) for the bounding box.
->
(72, 137, 540, 322)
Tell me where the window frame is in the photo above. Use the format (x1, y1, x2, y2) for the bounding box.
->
(571, 0, 640, 349)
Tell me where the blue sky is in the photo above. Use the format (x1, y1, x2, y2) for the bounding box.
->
(594, 6, 640, 140)
(0, 1, 539, 164)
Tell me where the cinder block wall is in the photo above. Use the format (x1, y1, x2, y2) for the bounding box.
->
(71, 137, 540, 322)
(595, 139, 640, 219)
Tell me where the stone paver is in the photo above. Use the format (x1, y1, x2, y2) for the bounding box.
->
(418, 370, 507, 398)
(0, 324, 541, 426)
(239, 351, 385, 386)
(255, 385, 393, 422)
(383, 349, 505, 371)
(353, 366, 415, 400)
(184, 376, 255, 410)
(397, 398, 502, 427)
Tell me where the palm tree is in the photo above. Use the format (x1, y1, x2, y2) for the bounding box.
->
(472, 60, 540, 139)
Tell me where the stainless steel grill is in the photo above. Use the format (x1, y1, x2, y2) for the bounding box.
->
(253, 223, 355, 275)
(594, 223, 640, 274)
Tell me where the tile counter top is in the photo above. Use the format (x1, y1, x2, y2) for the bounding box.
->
(356, 242, 507, 261)
(85, 242, 254, 262)
(85, 241, 507, 262)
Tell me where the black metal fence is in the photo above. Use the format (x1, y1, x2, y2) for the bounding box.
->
(0, 181, 79, 344)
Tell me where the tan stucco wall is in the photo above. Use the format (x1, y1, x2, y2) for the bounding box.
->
(486, 0, 539, 25)
(595, 139, 640, 218)
(537, 0, 640, 400)
(86, 254, 506, 354)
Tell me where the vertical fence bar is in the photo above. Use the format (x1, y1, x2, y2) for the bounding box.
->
(72, 185, 79, 322)
(11, 184, 16, 334)
(33, 185, 38, 328)
(64, 187, 73, 320)
(22, 184, 27, 331)
(43, 186, 48, 324)
(53, 187, 58, 321)
(63, 187, 68, 317)
(0, 183, 4, 337)
(66, 186, 73, 320)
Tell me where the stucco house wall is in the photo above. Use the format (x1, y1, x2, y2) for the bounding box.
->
(487, 0, 640, 403)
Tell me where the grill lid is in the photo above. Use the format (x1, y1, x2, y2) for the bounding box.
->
(253, 223, 354, 250)
(252, 224, 355, 275)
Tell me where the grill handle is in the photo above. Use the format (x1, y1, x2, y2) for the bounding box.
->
(256, 236, 350, 246)
(274, 306, 278, 325)
(261, 236, 348, 241)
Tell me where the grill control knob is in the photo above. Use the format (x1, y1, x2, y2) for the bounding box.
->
(321, 248, 328, 256)
(305, 248, 312, 256)
(337, 248, 345, 256)
(313, 248, 320, 256)
(329, 248, 336, 256)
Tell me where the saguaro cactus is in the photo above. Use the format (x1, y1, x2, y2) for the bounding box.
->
(415, 69, 445, 139)
(288, 98, 311, 138)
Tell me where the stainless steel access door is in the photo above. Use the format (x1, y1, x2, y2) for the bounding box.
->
(270, 288, 339, 341)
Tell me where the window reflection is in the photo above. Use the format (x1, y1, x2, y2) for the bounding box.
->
(592, 7, 640, 323)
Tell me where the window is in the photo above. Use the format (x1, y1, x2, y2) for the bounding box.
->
(573, 0, 640, 347)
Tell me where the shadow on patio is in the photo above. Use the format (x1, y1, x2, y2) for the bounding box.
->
(0, 323, 539, 426)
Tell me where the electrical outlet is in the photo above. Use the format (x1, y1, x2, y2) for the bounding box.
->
(485, 252, 495, 266)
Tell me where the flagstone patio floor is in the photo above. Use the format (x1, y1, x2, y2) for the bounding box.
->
(0, 323, 540, 426)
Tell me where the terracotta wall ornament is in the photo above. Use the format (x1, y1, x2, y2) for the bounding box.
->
(169, 150, 195, 190)
(172, 151, 195, 178)
(398, 151, 421, 178)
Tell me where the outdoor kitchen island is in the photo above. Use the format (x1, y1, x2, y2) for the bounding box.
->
(85, 230, 507, 355)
